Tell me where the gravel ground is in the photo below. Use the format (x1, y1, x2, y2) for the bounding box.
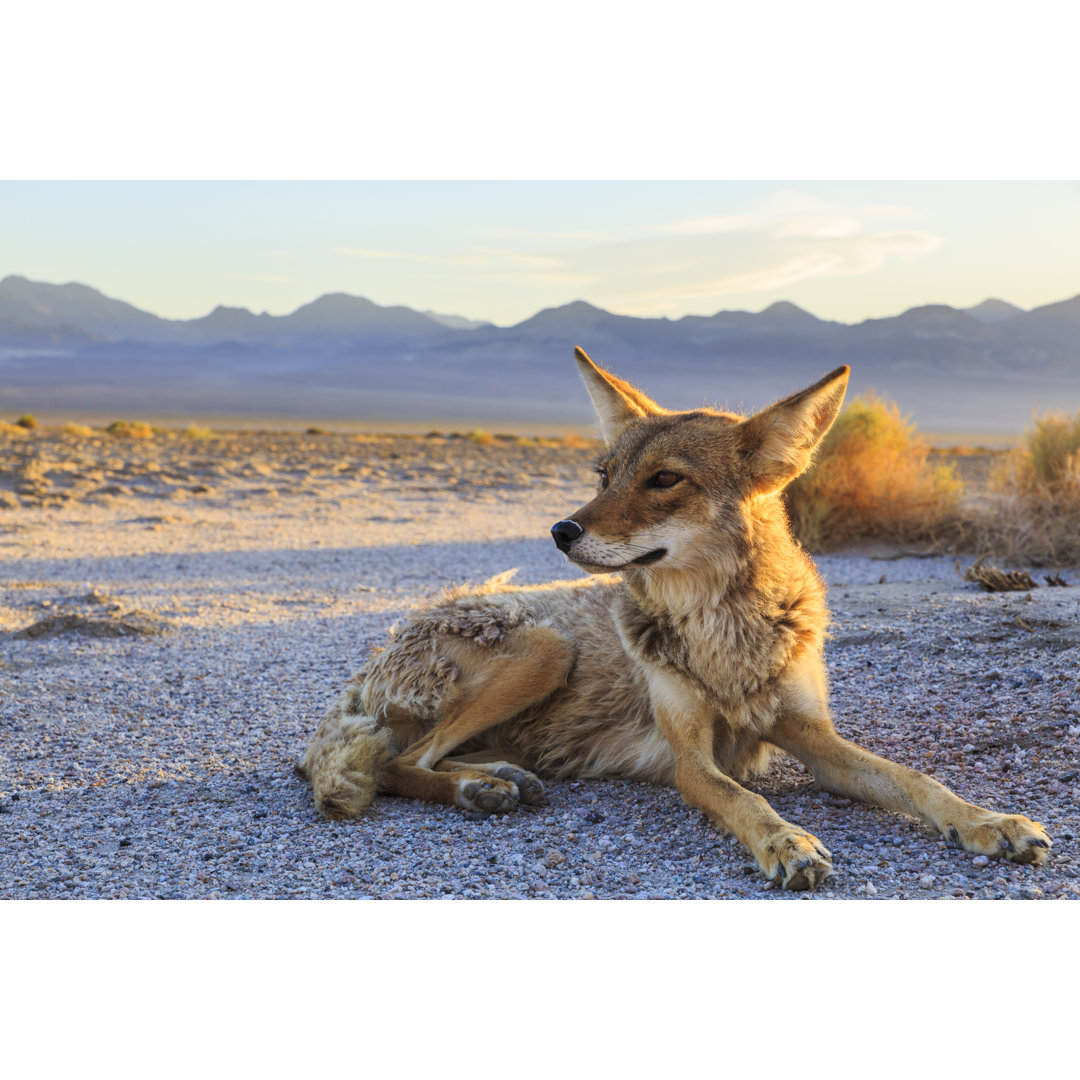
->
(2, 429, 1079, 900)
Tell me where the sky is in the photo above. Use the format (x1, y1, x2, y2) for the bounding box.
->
(2, 181, 1079, 327)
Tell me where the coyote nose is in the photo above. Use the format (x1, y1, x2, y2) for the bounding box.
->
(550, 519, 584, 553)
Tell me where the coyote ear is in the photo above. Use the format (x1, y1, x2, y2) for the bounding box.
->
(575, 347, 665, 444)
(738, 365, 850, 496)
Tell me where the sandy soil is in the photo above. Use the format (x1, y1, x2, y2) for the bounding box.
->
(2, 427, 1078, 899)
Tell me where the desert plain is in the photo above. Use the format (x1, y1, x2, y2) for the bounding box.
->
(1, 425, 1079, 899)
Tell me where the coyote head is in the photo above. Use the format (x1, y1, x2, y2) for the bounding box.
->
(550, 348, 849, 575)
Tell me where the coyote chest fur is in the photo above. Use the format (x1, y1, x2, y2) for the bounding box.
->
(299, 347, 1050, 891)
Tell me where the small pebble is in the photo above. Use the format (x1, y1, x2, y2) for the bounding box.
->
(918, 874, 935, 889)
(972, 855, 990, 868)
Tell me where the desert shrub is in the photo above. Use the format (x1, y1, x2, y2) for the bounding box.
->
(467, 429, 495, 445)
(62, 422, 95, 437)
(305, 426, 327, 436)
(183, 425, 217, 440)
(106, 420, 155, 438)
(531, 432, 597, 449)
(975, 410, 1080, 565)
(1000, 411, 1080, 490)
(785, 394, 962, 551)
(560, 431, 595, 449)
(15, 414, 38, 429)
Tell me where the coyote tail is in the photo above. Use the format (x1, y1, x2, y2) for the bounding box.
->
(297, 709, 395, 820)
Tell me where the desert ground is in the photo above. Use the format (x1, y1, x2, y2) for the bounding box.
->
(2, 426, 1078, 899)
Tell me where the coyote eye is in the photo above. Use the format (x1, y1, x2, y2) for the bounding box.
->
(598, 469, 610, 491)
(650, 471, 682, 489)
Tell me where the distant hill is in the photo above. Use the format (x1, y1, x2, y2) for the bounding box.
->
(422, 310, 492, 331)
(0, 275, 168, 341)
(1, 274, 1077, 436)
(964, 298, 1025, 324)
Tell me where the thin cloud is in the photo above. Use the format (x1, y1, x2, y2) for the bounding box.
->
(335, 247, 431, 261)
(774, 216, 863, 238)
(707, 253, 846, 294)
(481, 227, 614, 244)
(464, 249, 563, 270)
(334, 194, 942, 321)
(336, 246, 563, 271)
(608, 230, 943, 312)
(658, 192, 923, 240)
(658, 214, 757, 235)
(221, 273, 296, 283)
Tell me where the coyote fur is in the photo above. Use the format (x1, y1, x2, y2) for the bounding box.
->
(299, 348, 1051, 890)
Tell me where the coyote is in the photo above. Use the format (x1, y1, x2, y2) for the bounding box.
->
(299, 348, 1051, 890)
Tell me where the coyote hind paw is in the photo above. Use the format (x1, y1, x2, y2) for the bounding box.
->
(457, 776, 518, 815)
(490, 763, 545, 805)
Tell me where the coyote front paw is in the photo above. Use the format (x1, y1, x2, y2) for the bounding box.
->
(490, 763, 545, 805)
(456, 776, 518, 814)
(944, 812, 1051, 865)
(758, 827, 833, 891)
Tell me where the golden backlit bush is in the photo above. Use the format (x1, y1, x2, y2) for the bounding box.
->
(785, 394, 962, 551)
(977, 410, 1080, 564)
(106, 420, 155, 438)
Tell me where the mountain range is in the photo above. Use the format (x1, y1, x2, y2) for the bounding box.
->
(2, 274, 1079, 436)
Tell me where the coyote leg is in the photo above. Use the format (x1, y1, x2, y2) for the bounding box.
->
(381, 761, 523, 813)
(648, 669, 832, 890)
(773, 711, 1051, 865)
(381, 626, 570, 813)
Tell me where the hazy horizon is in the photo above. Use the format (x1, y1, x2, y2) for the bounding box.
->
(3, 181, 1079, 326)
(2, 269, 1064, 329)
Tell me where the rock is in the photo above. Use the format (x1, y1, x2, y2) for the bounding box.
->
(918, 874, 935, 889)
(10, 610, 168, 640)
(972, 855, 990, 868)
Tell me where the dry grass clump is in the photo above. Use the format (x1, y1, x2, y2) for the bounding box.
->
(15, 414, 38, 429)
(785, 394, 962, 551)
(183, 425, 217, 440)
(467, 429, 496, 445)
(0, 420, 29, 437)
(62, 422, 96, 437)
(974, 411, 1080, 565)
(959, 556, 1037, 592)
(531, 432, 598, 449)
(106, 420, 155, 438)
